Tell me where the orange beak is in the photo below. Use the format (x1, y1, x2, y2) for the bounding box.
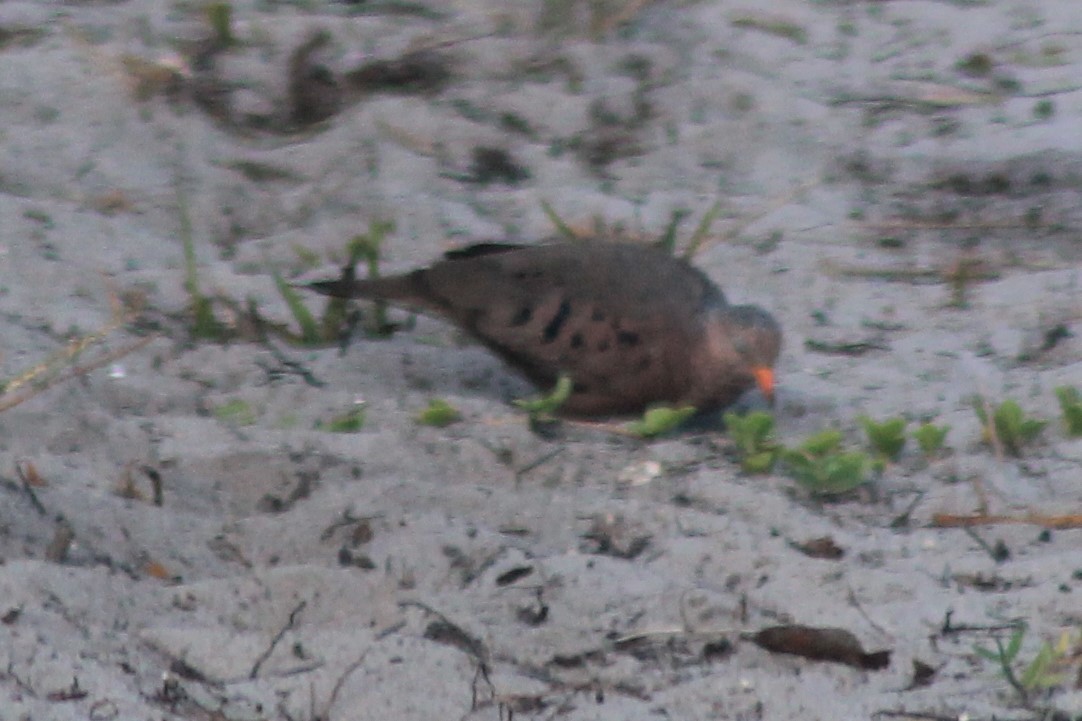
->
(752, 367, 776, 406)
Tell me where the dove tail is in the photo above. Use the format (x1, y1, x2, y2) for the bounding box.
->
(308, 271, 425, 303)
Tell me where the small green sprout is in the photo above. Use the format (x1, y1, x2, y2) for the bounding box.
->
(515, 374, 572, 418)
(205, 2, 235, 47)
(347, 220, 395, 336)
(859, 416, 907, 461)
(724, 411, 779, 473)
(416, 398, 461, 427)
(682, 200, 722, 259)
(626, 405, 697, 438)
(781, 429, 871, 496)
(973, 397, 1047, 457)
(317, 406, 366, 433)
(974, 623, 1028, 702)
(913, 422, 951, 457)
(1018, 631, 1072, 692)
(973, 623, 1074, 703)
(1055, 386, 1082, 436)
(274, 269, 320, 344)
(654, 208, 690, 255)
(540, 200, 578, 241)
(179, 187, 225, 340)
(214, 399, 256, 426)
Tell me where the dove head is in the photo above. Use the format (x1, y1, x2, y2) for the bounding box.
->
(704, 303, 782, 405)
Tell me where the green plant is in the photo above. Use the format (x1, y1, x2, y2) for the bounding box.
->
(274, 269, 320, 344)
(654, 208, 691, 255)
(214, 399, 256, 426)
(681, 200, 722, 259)
(973, 397, 1047, 457)
(859, 416, 906, 461)
(205, 2, 235, 47)
(1019, 631, 1074, 692)
(626, 405, 697, 438)
(781, 429, 871, 496)
(1055, 386, 1082, 436)
(346, 220, 394, 336)
(974, 624, 1076, 704)
(913, 422, 950, 457)
(975, 623, 1029, 703)
(540, 200, 578, 241)
(317, 406, 365, 433)
(515, 374, 572, 419)
(416, 398, 461, 427)
(179, 186, 225, 340)
(724, 411, 779, 472)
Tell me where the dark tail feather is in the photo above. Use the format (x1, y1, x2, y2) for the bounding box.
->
(307, 271, 424, 304)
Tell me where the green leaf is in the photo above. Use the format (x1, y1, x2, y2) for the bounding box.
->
(800, 429, 844, 456)
(345, 221, 395, 335)
(214, 399, 256, 426)
(317, 406, 365, 433)
(724, 411, 776, 455)
(1004, 624, 1026, 663)
(515, 374, 573, 416)
(416, 398, 461, 427)
(815, 452, 871, 494)
(973, 644, 1001, 663)
(996, 400, 1025, 444)
(1020, 640, 1064, 690)
(743, 450, 779, 474)
(206, 2, 235, 46)
(682, 200, 723, 259)
(974, 397, 1046, 457)
(540, 200, 578, 242)
(725, 411, 779, 473)
(1055, 386, 1082, 436)
(913, 422, 950, 456)
(860, 416, 907, 460)
(626, 405, 697, 438)
(782, 447, 870, 496)
(654, 208, 690, 255)
(274, 270, 320, 344)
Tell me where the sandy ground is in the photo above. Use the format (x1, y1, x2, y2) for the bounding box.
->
(2, 1, 1082, 719)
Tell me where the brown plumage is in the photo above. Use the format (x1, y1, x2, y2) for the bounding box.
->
(308, 241, 781, 416)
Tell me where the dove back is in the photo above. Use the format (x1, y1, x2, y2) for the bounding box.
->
(309, 241, 779, 415)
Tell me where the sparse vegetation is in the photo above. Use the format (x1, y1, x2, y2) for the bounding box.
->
(317, 406, 366, 433)
(913, 422, 951, 458)
(973, 397, 1047, 457)
(859, 415, 906, 461)
(974, 624, 1079, 705)
(213, 399, 256, 426)
(416, 399, 461, 427)
(724, 411, 780, 472)
(1055, 386, 1082, 436)
(781, 429, 872, 496)
(626, 405, 697, 438)
(515, 374, 572, 419)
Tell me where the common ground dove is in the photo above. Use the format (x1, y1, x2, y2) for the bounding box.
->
(308, 241, 781, 416)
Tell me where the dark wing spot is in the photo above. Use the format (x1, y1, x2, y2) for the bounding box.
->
(541, 300, 572, 344)
(616, 331, 640, 347)
(510, 305, 534, 326)
(570, 332, 584, 349)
